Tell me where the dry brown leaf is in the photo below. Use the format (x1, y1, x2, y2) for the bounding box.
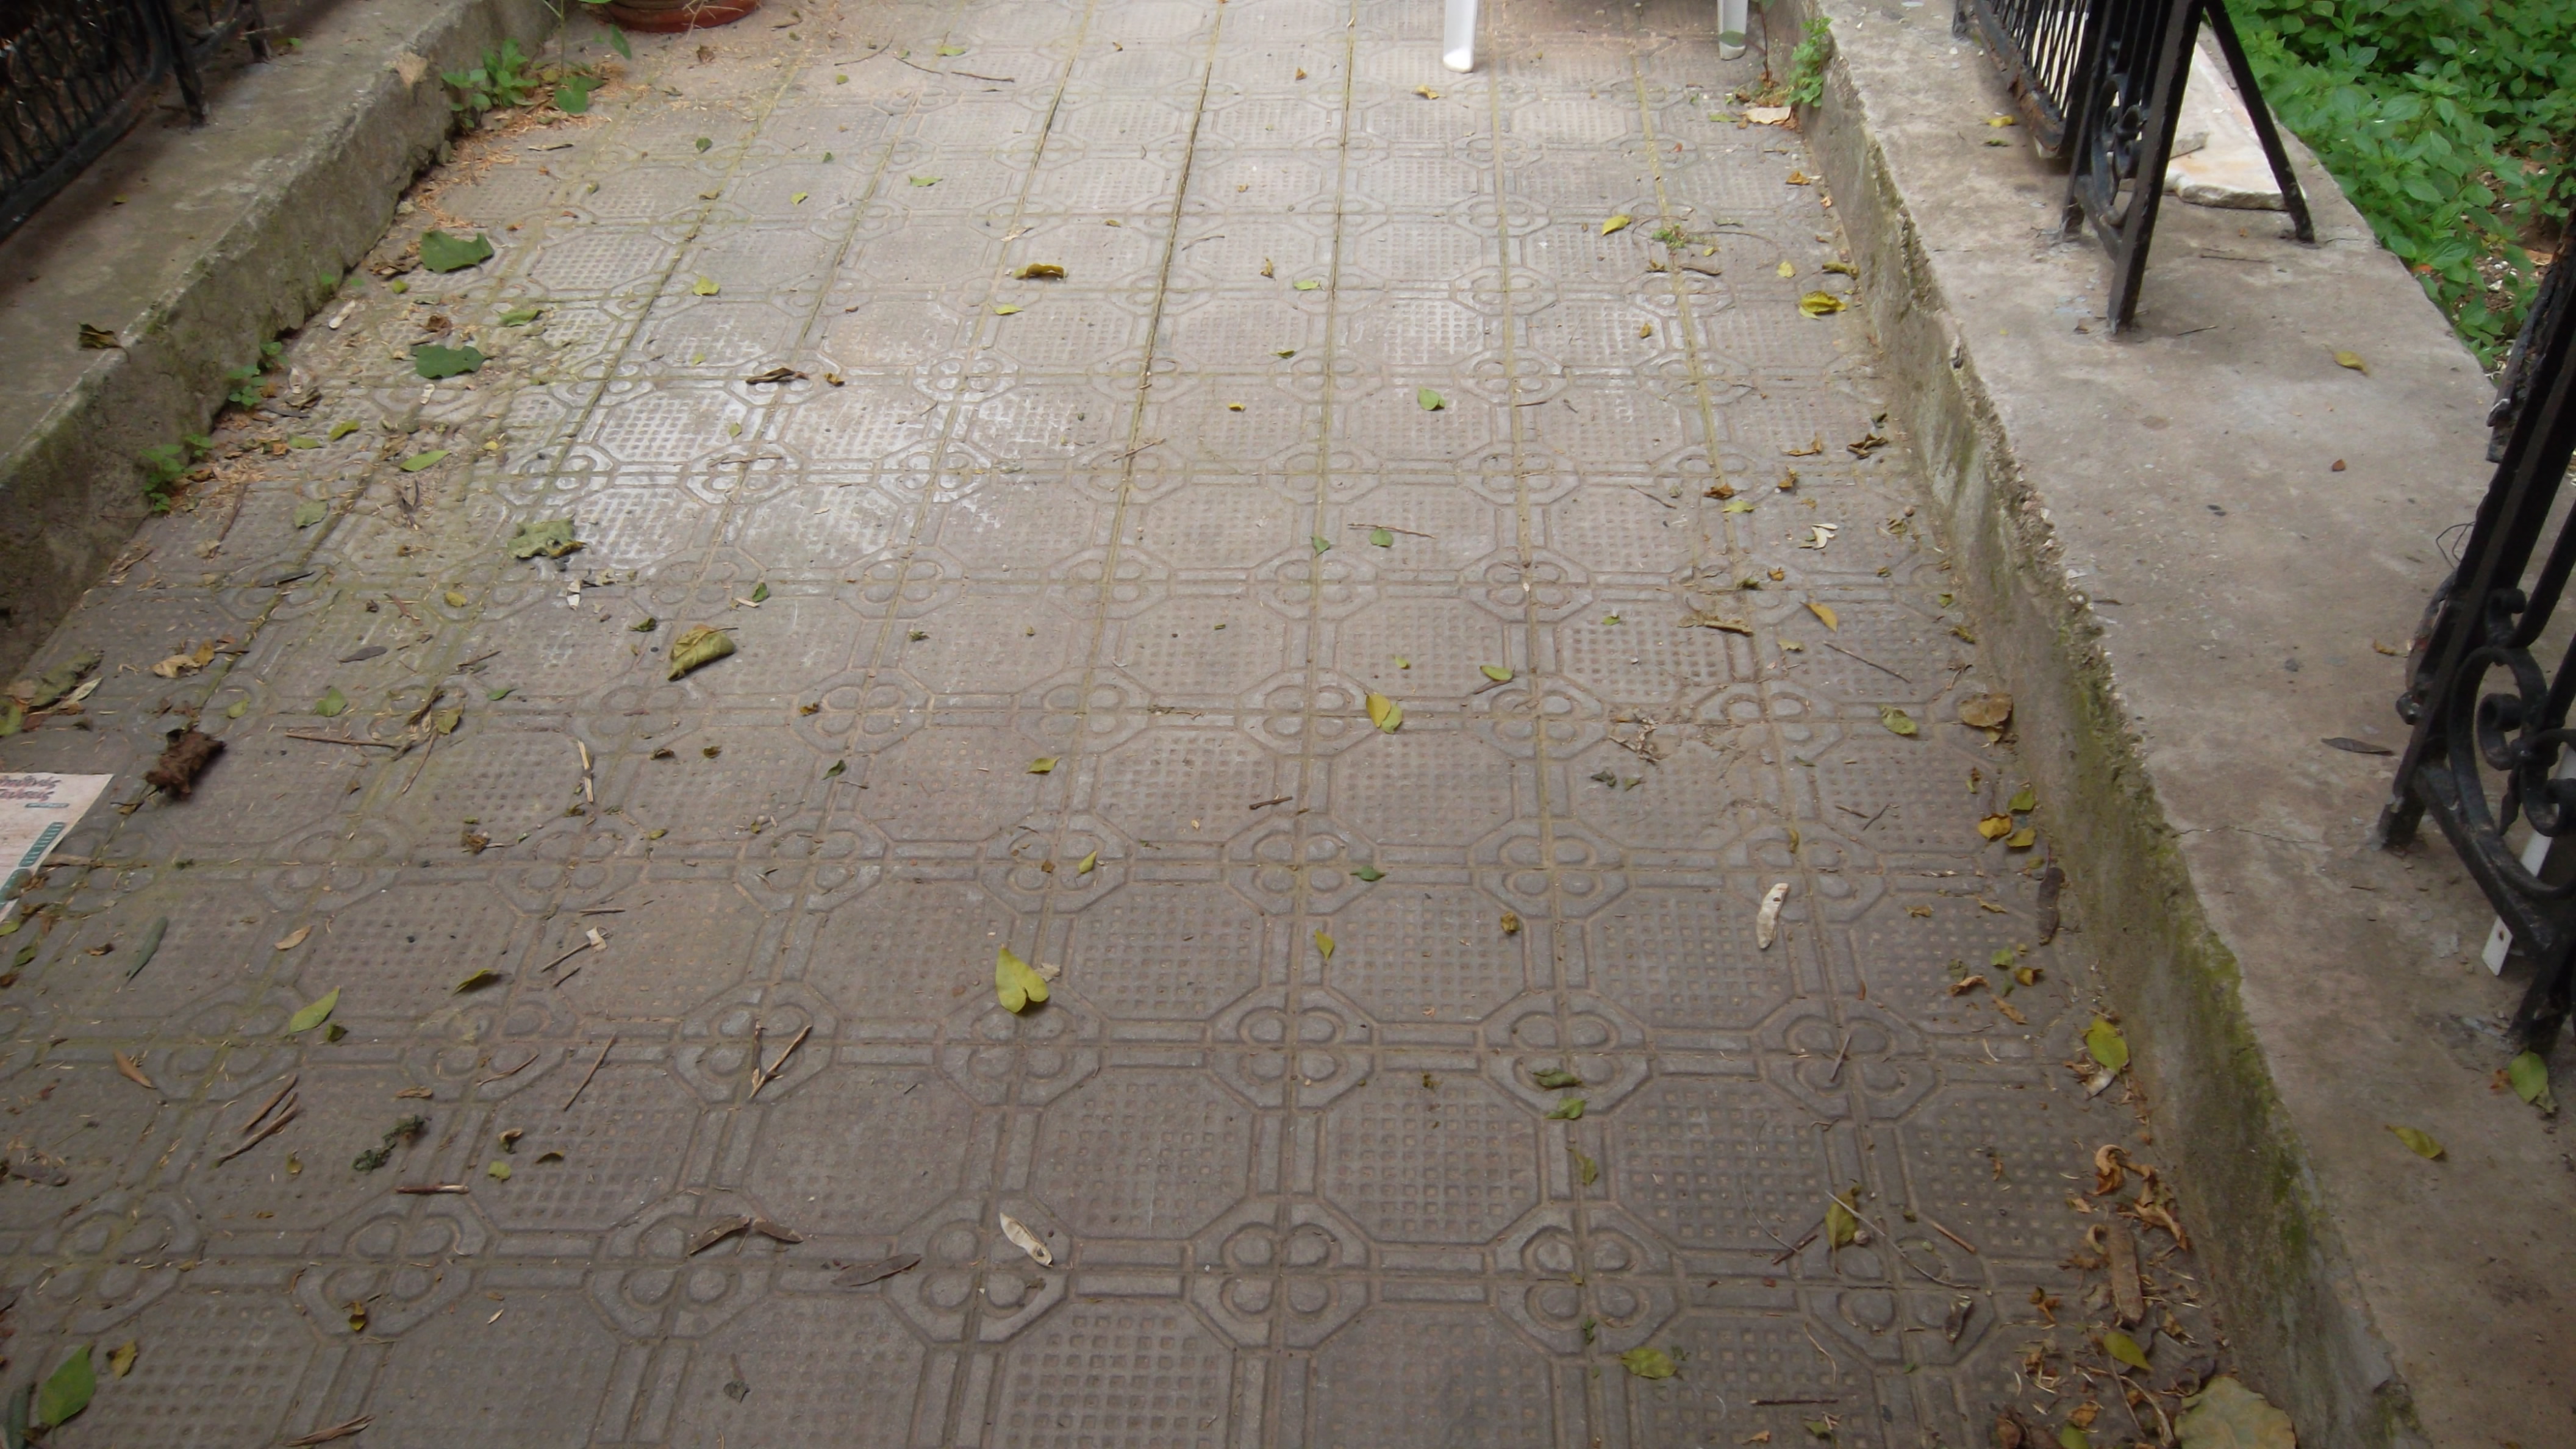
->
(1756, 882, 1789, 949)
(275, 925, 312, 951)
(1957, 692, 2012, 729)
(1000, 1211, 1056, 1266)
(114, 1051, 156, 1091)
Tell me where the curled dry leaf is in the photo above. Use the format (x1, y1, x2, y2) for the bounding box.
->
(1000, 1211, 1055, 1266)
(1798, 291, 1847, 317)
(1958, 692, 2012, 729)
(687, 1215, 753, 1254)
(666, 624, 734, 680)
(2176, 1376, 2297, 1449)
(1499, 911, 1522, 936)
(834, 1253, 922, 1287)
(1016, 263, 1066, 280)
(1880, 706, 1918, 737)
(114, 1051, 156, 1091)
(1756, 881, 1790, 949)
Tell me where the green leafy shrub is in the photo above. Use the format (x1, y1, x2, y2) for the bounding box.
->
(1786, 15, 1833, 109)
(138, 434, 213, 512)
(444, 39, 542, 120)
(2235, 0, 2574, 363)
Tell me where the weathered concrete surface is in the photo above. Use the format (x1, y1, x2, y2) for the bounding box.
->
(1791, 1, 2576, 1445)
(0, 0, 2229, 1443)
(0, 0, 557, 678)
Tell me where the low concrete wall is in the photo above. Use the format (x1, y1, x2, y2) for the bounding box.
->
(1776, 2, 2575, 1446)
(0, 0, 557, 676)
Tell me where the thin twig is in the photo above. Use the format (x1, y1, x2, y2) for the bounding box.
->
(472, 1053, 536, 1090)
(1113, 436, 1165, 460)
(539, 931, 603, 976)
(1347, 522, 1435, 538)
(1826, 1191, 1978, 1289)
(395, 1183, 469, 1195)
(898, 55, 1015, 81)
(240, 1073, 299, 1136)
(284, 732, 398, 748)
(1629, 484, 1677, 510)
(214, 1103, 299, 1165)
(1926, 1217, 1982, 1255)
(1825, 1028, 1854, 1085)
(564, 1036, 615, 1111)
(1247, 795, 1293, 810)
(1817, 639, 1911, 682)
(750, 1024, 812, 1098)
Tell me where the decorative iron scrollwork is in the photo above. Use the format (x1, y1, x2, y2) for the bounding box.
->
(2383, 230, 2576, 1046)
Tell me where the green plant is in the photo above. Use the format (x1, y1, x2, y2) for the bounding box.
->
(138, 434, 213, 512)
(2235, 0, 2574, 365)
(444, 39, 542, 120)
(1786, 15, 1833, 109)
(223, 340, 285, 410)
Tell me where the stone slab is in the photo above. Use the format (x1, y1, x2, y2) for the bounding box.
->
(0, 0, 557, 677)
(1791, 1, 2576, 1445)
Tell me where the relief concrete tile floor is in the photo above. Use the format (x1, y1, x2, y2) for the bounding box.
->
(0, 2, 2214, 1445)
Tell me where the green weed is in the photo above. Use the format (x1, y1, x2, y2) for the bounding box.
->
(2236, 0, 2572, 364)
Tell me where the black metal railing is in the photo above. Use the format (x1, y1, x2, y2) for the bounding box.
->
(2382, 229, 2576, 1049)
(1957, 0, 2314, 327)
(0, 0, 265, 242)
(1953, 0, 2097, 152)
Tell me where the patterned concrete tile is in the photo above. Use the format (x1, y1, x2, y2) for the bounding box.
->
(0, 4, 2214, 1445)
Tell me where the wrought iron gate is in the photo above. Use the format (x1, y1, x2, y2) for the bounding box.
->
(0, 0, 266, 242)
(1955, 0, 2314, 327)
(2381, 231, 2576, 1048)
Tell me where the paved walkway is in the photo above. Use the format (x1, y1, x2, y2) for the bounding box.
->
(1, 2, 2211, 1445)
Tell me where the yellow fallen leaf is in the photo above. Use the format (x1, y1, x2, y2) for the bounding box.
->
(1075, 849, 1098, 875)
(1601, 213, 1633, 235)
(1028, 757, 1057, 774)
(1799, 291, 1845, 317)
(1807, 601, 1838, 629)
(1365, 692, 1402, 732)
(2334, 349, 2368, 375)
(1414, 84, 1440, 99)
(996, 946, 1051, 1012)
(1314, 930, 1335, 959)
(275, 925, 312, 951)
(1977, 814, 2014, 840)
(2387, 1124, 2443, 1159)
(1776, 260, 1795, 278)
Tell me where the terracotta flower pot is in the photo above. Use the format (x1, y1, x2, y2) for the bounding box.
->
(601, 0, 760, 33)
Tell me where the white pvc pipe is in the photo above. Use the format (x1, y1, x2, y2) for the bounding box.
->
(1444, 0, 1477, 72)
(1718, 0, 1747, 59)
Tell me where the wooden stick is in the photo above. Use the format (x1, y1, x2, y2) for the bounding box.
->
(214, 1101, 299, 1165)
(750, 1024, 810, 1098)
(563, 1036, 615, 1111)
(1817, 640, 1911, 682)
(1927, 1216, 1982, 1256)
(240, 1073, 299, 1136)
